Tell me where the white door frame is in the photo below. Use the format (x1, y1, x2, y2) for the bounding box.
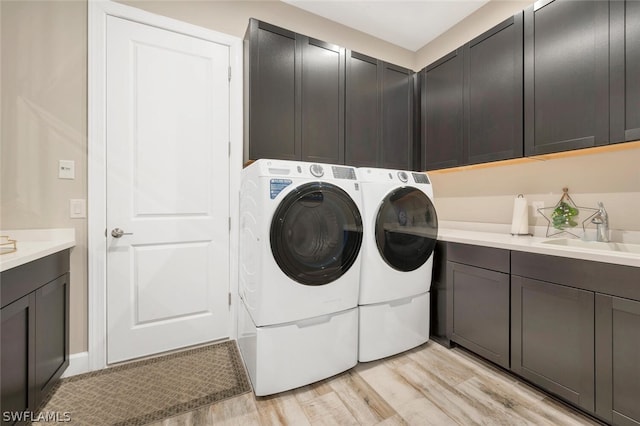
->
(88, 0, 242, 372)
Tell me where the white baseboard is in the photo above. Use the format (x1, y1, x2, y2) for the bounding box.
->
(62, 351, 90, 377)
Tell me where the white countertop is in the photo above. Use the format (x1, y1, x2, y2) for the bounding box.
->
(437, 222, 640, 268)
(0, 229, 76, 273)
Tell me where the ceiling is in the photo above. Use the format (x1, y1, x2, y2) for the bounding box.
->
(282, 0, 490, 52)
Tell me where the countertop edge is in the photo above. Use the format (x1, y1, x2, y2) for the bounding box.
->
(437, 228, 640, 268)
(0, 229, 76, 273)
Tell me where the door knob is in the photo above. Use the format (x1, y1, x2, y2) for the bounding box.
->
(111, 228, 133, 238)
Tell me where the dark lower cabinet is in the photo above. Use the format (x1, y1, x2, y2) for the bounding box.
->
(443, 243, 511, 368)
(595, 294, 640, 426)
(511, 275, 595, 413)
(610, 0, 640, 143)
(1, 294, 36, 419)
(448, 262, 510, 369)
(34, 275, 69, 407)
(429, 241, 449, 347)
(433, 245, 640, 424)
(524, 0, 610, 155)
(1, 251, 69, 423)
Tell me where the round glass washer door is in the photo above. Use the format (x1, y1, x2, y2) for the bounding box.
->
(270, 182, 363, 286)
(375, 187, 438, 272)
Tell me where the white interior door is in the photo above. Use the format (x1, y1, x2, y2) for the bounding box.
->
(106, 15, 230, 364)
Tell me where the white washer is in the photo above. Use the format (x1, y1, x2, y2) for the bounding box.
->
(357, 167, 438, 362)
(238, 159, 363, 395)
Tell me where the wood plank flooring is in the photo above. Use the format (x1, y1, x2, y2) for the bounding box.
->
(150, 341, 602, 425)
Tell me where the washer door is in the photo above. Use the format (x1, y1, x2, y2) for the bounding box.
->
(375, 187, 438, 271)
(270, 182, 363, 286)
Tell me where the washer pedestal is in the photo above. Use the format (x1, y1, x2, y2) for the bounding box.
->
(358, 292, 430, 362)
(238, 301, 358, 396)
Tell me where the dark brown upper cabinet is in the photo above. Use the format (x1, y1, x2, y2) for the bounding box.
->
(245, 19, 345, 164)
(245, 20, 297, 161)
(346, 51, 414, 170)
(524, 0, 610, 155)
(422, 49, 464, 171)
(381, 62, 414, 170)
(422, 13, 523, 171)
(346, 51, 380, 167)
(610, 0, 640, 143)
(464, 13, 523, 165)
(299, 36, 345, 164)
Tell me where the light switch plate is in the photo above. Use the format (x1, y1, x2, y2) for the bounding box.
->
(59, 160, 75, 179)
(70, 199, 86, 219)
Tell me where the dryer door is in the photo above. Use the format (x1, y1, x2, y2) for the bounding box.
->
(270, 182, 363, 286)
(375, 187, 438, 271)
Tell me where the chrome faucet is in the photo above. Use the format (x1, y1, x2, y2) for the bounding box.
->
(591, 202, 609, 242)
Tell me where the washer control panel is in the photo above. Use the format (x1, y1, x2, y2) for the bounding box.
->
(309, 164, 325, 177)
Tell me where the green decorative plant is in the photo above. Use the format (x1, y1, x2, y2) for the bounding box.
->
(551, 201, 579, 229)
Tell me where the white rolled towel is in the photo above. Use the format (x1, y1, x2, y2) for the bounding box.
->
(511, 195, 529, 235)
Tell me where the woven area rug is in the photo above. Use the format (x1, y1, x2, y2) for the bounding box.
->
(38, 340, 252, 426)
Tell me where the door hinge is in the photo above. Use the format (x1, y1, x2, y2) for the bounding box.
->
(228, 217, 231, 231)
(228, 141, 231, 157)
(228, 292, 232, 306)
(228, 66, 231, 81)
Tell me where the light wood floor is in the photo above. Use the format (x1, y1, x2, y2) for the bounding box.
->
(151, 341, 602, 425)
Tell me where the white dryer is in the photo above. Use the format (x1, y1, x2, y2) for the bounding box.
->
(357, 167, 438, 362)
(238, 159, 363, 395)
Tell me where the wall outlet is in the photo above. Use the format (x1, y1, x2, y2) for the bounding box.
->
(532, 201, 544, 217)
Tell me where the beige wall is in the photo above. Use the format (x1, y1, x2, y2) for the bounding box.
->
(429, 147, 640, 232)
(415, 0, 535, 69)
(1, 0, 638, 359)
(1, 0, 88, 354)
(117, 0, 415, 70)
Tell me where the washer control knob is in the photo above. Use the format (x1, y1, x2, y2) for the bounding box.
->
(397, 171, 409, 182)
(310, 164, 324, 177)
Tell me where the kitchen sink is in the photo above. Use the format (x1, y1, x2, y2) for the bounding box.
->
(541, 238, 640, 254)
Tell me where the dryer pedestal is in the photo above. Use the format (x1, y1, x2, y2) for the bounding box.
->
(238, 301, 358, 396)
(358, 292, 430, 362)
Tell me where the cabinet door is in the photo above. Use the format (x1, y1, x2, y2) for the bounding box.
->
(464, 13, 523, 165)
(595, 294, 640, 426)
(511, 276, 595, 412)
(1, 294, 36, 417)
(524, 0, 609, 155)
(429, 241, 449, 346)
(34, 274, 69, 408)
(246, 20, 298, 161)
(447, 262, 510, 369)
(300, 37, 345, 164)
(611, 0, 640, 143)
(346, 51, 379, 167)
(422, 49, 464, 170)
(381, 62, 413, 170)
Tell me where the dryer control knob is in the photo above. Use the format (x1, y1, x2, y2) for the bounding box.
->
(310, 164, 324, 177)
(397, 171, 409, 182)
